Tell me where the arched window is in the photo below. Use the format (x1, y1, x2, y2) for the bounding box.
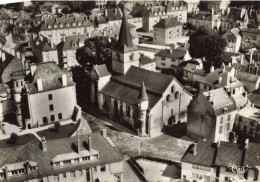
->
(171, 85, 175, 93)
(175, 92, 179, 99)
(166, 94, 171, 102)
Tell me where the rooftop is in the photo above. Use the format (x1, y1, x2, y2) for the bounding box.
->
(238, 106, 260, 122)
(236, 71, 260, 83)
(153, 17, 182, 29)
(155, 49, 186, 59)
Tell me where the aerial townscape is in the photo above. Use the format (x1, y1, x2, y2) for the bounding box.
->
(0, 0, 260, 182)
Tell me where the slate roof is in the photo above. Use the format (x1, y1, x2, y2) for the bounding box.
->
(115, 10, 137, 53)
(0, 132, 123, 181)
(139, 55, 155, 66)
(138, 82, 149, 101)
(182, 140, 260, 168)
(155, 49, 186, 59)
(202, 88, 237, 116)
(153, 17, 182, 29)
(26, 62, 75, 94)
(0, 51, 23, 83)
(101, 66, 176, 109)
(236, 71, 260, 83)
(93, 64, 111, 77)
(222, 51, 242, 63)
(32, 36, 57, 52)
(58, 34, 88, 51)
(248, 90, 260, 108)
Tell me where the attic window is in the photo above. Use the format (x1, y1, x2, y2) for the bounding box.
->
(223, 108, 228, 113)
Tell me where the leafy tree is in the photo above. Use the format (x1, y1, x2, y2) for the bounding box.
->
(10, 133, 19, 144)
(61, 7, 70, 14)
(189, 26, 227, 69)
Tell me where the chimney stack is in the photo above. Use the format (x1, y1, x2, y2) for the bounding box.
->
(192, 143, 197, 155)
(210, 65, 215, 73)
(37, 78, 43, 91)
(41, 136, 47, 152)
(245, 138, 249, 149)
(102, 128, 107, 137)
(88, 136, 92, 152)
(250, 50, 254, 64)
(61, 74, 67, 86)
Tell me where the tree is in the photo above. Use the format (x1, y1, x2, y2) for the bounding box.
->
(10, 133, 19, 144)
(54, 122, 61, 132)
(61, 7, 70, 14)
(189, 26, 227, 69)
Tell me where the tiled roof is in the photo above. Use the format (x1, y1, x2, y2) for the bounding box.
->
(0, 132, 123, 181)
(182, 140, 260, 168)
(155, 49, 186, 59)
(202, 88, 237, 116)
(237, 71, 260, 83)
(153, 17, 182, 29)
(27, 62, 75, 94)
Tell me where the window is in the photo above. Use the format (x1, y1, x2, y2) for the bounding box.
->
(49, 104, 54, 111)
(48, 94, 53, 100)
(225, 177, 229, 181)
(243, 125, 248, 133)
(129, 53, 134, 60)
(51, 115, 55, 121)
(161, 63, 166, 66)
(220, 117, 223, 124)
(126, 105, 130, 117)
(43, 117, 48, 123)
(175, 92, 179, 99)
(204, 84, 207, 90)
(171, 59, 175, 62)
(227, 114, 231, 121)
(63, 173, 66, 178)
(0, 173, 4, 178)
(93, 167, 97, 172)
(83, 156, 90, 161)
(54, 162, 60, 167)
(101, 165, 106, 172)
(58, 113, 62, 120)
(161, 57, 166, 60)
(219, 126, 223, 134)
(227, 123, 230, 131)
(171, 86, 175, 93)
(64, 160, 71, 165)
(71, 172, 75, 178)
(74, 158, 79, 163)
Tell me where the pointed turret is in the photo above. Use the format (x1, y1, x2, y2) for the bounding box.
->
(116, 8, 136, 52)
(138, 82, 149, 101)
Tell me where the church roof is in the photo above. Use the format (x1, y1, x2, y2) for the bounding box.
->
(116, 10, 137, 53)
(138, 82, 149, 101)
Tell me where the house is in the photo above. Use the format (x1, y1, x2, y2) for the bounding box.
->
(142, 2, 187, 32)
(223, 28, 241, 53)
(241, 28, 260, 50)
(139, 54, 156, 72)
(153, 17, 183, 45)
(31, 35, 59, 65)
(234, 106, 260, 143)
(236, 72, 260, 93)
(154, 45, 190, 70)
(184, 0, 200, 13)
(90, 11, 192, 137)
(57, 34, 88, 69)
(10, 62, 78, 129)
(181, 140, 260, 182)
(187, 88, 238, 142)
(0, 130, 124, 182)
(0, 84, 13, 123)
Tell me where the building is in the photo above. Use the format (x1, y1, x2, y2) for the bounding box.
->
(153, 17, 183, 45)
(222, 28, 241, 53)
(0, 130, 124, 182)
(241, 28, 260, 50)
(187, 88, 238, 142)
(236, 71, 260, 93)
(184, 0, 200, 13)
(142, 2, 187, 32)
(0, 84, 13, 123)
(57, 34, 88, 69)
(90, 11, 192, 137)
(31, 35, 59, 65)
(139, 54, 156, 72)
(10, 62, 78, 129)
(234, 106, 260, 143)
(155, 45, 190, 70)
(181, 140, 260, 182)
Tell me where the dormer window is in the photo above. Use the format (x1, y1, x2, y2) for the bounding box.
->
(223, 108, 228, 113)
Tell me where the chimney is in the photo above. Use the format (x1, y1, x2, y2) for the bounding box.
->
(37, 78, 43, 91)
(41, 136, 47, 152)
(210, 65, 215, 73)
(1, 52, 6, 62)
(217, 140, 221, 148)
(61, 74, 67, 86)
(102, 128, 107, 137)
(192, 143, 197, 155)
(30, 63, 37, 77)
(250, 50, 254, 64)
(245, 138, 249, 149)
(88, 136, 92, 152)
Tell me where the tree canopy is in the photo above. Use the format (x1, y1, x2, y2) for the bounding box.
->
(189, 26, 227, 68)
(76, 36, 117, 74)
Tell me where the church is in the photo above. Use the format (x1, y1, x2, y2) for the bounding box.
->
(90, 11, 192, 137)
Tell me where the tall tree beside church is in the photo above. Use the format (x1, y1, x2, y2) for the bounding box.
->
(189, 26, 227, 68)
